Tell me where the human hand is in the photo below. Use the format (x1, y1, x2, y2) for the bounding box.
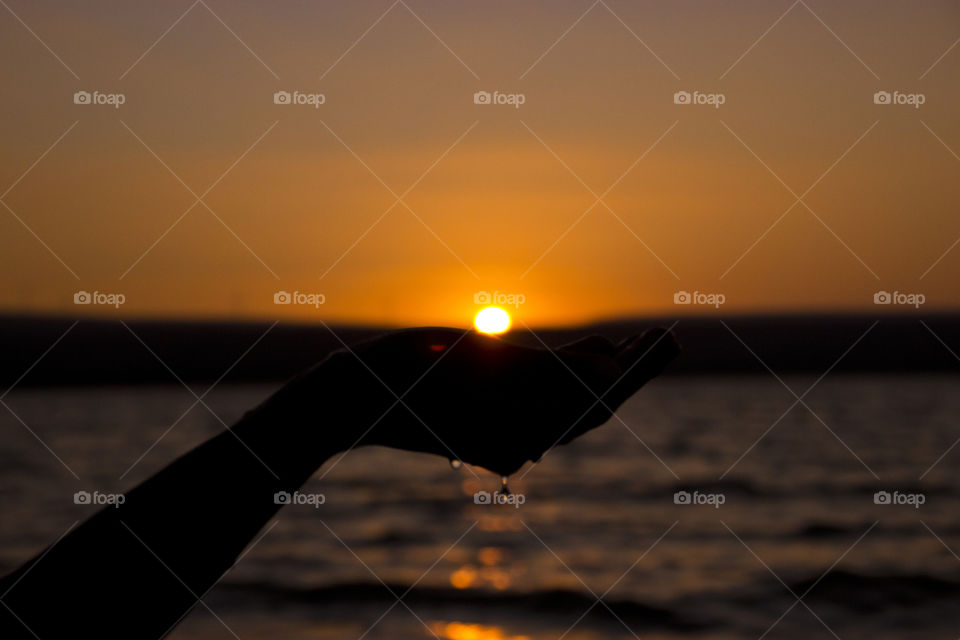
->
(283, 327, 679, 477)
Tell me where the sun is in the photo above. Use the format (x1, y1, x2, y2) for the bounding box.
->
(474, 306, 511, 334)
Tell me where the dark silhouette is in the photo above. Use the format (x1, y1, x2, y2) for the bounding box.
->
(4, 314, 959, 388)
(0, 327, 678, 639)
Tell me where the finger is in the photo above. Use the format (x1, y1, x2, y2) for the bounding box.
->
(556, 334, 618, 357)
(605, 328, 680, 407)
(552, 330, 677, 446)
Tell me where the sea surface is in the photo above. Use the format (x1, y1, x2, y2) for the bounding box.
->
(1, 375, 959, 639)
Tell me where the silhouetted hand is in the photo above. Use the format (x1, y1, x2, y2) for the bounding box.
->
(0, 326, 678, 640)
(281, 327, 680, 476)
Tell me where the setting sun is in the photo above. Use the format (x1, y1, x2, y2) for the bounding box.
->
(474, 307, 511, 334)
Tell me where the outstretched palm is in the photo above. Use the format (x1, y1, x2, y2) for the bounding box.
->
(308, 327, 680, 475)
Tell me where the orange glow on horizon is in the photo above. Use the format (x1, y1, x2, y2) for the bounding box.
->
(1, 3, 958, 326)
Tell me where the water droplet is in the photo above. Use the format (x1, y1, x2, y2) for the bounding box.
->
(449, 459, 462, 470)
(500, 475, 511, 495)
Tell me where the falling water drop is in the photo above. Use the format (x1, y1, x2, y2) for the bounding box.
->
(500, 475, 511, 495)
(449, 459, 462, 470)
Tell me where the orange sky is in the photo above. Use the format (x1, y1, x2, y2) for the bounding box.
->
(1, 0, 958, 327)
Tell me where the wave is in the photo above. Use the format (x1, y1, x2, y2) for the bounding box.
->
(211, 581, 710, 629)
(788, 570, 960, 610)
(212, 570, 960, 621)
(663, 478, 955, 500)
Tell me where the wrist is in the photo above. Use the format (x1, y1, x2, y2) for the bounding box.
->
(230, 351, 390, 484)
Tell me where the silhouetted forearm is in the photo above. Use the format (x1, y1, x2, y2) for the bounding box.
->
(0, 364, 362, 639)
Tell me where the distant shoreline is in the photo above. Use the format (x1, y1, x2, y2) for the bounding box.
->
(1, 313, 958, 386)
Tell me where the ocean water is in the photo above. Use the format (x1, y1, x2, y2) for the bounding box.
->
(1, 375, 959, 639)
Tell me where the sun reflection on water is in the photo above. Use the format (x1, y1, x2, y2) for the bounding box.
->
(449, 545, 519, 591)
(430, 621, 531, 640)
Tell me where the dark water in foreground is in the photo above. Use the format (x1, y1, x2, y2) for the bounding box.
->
(1, 375, 958, 639)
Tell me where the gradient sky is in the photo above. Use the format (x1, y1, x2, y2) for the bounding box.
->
(1, 0, 958, 326)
